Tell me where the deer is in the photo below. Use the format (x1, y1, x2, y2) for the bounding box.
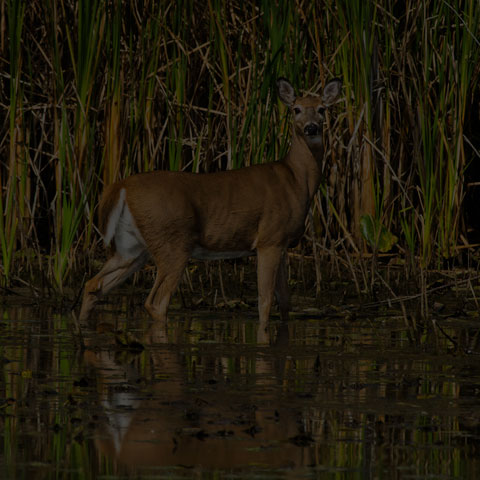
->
(78, 77, 342, 338)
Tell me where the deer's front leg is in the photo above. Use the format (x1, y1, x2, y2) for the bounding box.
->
(256, 246, 284, 343)
(274, 252, 290, 321)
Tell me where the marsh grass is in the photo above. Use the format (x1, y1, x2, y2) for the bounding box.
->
(1, 0, 25, 283)
(0, 0, 479, 291)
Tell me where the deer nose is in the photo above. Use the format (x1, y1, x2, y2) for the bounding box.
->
(304, 123, 320, 136)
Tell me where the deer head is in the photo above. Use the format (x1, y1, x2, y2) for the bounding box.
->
(277, 77, 342, 149)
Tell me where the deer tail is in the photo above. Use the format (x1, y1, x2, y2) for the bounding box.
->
(98, 182, 126, 247)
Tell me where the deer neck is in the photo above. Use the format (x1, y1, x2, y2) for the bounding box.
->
(285, 129, 324, 200)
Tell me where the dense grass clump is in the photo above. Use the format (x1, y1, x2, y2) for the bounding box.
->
(1, 0, 479, 289)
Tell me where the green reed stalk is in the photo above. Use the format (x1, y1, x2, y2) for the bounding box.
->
(68, 0, 105, 176)
(47, 0, 71, 285)
(2, 0, 480, 287)
(103, 0, 123, 185)
(0, 0, 25, 285)
(128, 2, 164, 173)
(209, 0, 234, 169)
(52, 0, 105, 288)
(412, 0, 480, 265)
(417, 89, 436, 265)
(435, 1, 480, 260)
(167, 1, 189, 171)
(256, 0, 296, 164)
(336, 1, 379, 243)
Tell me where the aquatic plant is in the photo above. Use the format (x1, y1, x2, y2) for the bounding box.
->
(0, 0, 479, 288)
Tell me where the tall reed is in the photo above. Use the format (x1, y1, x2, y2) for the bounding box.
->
(0, 0, 479, 289)
(51, 0, 106, 288)
(0, 0, 25, 285)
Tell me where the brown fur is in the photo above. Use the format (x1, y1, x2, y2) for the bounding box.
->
(79, 78, 342, 342)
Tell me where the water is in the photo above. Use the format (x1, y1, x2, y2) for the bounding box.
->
(1, 294, 480, 479)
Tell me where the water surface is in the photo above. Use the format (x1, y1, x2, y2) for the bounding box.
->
(1, 293, 480, 479)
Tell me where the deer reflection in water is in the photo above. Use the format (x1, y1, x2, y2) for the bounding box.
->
(83, 319, 319, 471)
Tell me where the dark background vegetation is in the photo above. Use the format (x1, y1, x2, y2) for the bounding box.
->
(1, 0, 479, 289)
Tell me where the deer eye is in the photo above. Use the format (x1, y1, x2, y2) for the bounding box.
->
(317, 107, 326, 115)
(293, 106, 302, 115)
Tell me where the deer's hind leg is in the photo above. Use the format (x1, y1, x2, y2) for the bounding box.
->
(144, 248, 190, 323)
(79, 250, 148, 322)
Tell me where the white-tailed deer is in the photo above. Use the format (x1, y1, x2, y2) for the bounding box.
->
(79, 78, 342, 335)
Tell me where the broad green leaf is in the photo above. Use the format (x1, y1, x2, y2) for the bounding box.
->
(360, 214, 398, 253)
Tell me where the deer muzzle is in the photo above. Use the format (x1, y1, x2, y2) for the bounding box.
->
(304, 123, 320, 136)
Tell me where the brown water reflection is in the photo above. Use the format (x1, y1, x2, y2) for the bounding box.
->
(1, 301, 480, 479)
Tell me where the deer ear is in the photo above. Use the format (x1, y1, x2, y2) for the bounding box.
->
(322, 78, 342, 106)
(277, 78, 296, 107)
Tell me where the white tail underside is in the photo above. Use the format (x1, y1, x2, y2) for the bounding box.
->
(105, 188, 147, 260)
